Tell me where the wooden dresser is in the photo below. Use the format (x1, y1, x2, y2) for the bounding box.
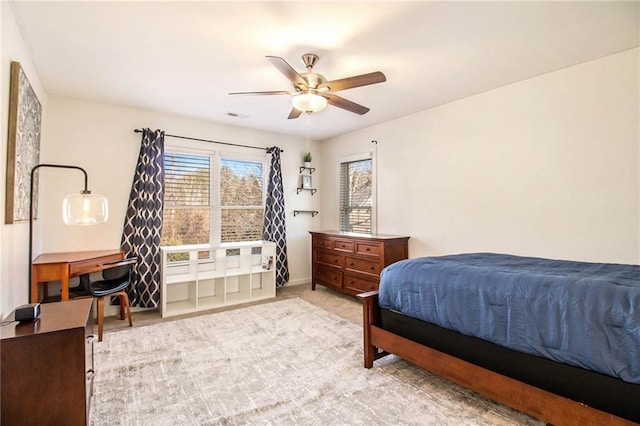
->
(1, 298, 95, 425)
(310, 231, 409, 296)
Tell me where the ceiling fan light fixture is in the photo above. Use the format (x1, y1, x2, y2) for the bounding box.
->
(292, 91, 327, 113)
(230, 54, 386, 118)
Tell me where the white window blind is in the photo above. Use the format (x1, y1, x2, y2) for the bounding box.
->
(162, 152, 211, 246)
(339, 158, 372, 234)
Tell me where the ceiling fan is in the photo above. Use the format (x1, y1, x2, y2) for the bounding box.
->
(229, 54, 386, 119)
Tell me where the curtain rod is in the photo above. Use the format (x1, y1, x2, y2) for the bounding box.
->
(133, 129, 283, 152)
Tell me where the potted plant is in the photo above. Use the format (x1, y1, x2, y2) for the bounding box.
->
(303, 152, 312, 168)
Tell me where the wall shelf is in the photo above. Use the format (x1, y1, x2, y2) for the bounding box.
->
(296, 187, 317, 195)
(294, 210, 319, 217)
(299, 166, 315, 174)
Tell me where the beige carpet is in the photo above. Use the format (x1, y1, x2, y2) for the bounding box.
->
(90, 298, 542, 425)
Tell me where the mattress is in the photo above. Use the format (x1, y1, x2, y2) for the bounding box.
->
(378, 253, 640, 384)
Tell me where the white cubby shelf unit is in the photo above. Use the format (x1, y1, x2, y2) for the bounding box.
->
(160, 241, 277, 318)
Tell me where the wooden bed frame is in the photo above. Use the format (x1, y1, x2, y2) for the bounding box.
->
(357, 291, 638, 426)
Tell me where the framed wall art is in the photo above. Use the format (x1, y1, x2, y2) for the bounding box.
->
(5, 61, 41, 224)
(301, 175, 312, 189)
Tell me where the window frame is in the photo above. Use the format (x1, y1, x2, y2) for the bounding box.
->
(217, 151, 267, 244)
(163, 143, 214, 248)
(163, 139, 268, 248)
(337, 151, 376, 234)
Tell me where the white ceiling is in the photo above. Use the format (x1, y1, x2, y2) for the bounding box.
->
(8, 1, 639, 140)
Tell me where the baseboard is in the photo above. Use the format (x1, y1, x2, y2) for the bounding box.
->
(284, 278, 310, 287)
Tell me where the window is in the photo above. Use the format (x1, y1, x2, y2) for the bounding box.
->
(162, 145, 265, 248)
(163, 152, 211, 246)
(219, 158, 264, 243)
(339, 158, 373, 234)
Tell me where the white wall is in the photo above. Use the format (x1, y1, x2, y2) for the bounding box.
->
(40, 96, 320, 289)
(1, 0, 320, 318)
(1, 2, 48, 318)
(321, 49, 639, 264)
(2, 3, 637, 318)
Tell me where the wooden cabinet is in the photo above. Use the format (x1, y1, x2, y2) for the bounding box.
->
(1, 298, 95, 425)
(310, 231, 409, 296)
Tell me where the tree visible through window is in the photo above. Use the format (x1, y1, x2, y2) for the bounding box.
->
(162, 151, 265, 249)
(220, 158, 263, 242)
(340, 158, 372, 233)
(163, 152, 211, 247)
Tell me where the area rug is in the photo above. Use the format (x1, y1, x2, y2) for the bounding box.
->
(90, 298, 542, 425)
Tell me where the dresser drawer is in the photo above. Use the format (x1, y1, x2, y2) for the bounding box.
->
(315, 251, 343, 268)
(313, 237, 333, 250)
(355, 242, 382, 257)
(315, 265, 343, 289)
(333, 239, 354, 253)
(345, 256, 382, 276)
(86, 335, 95, 413)
(85, 316, 95, 414)
(344, 274, 378, 293)
(70, 252, 123, 275)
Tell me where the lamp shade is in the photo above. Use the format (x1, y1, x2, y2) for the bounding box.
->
(292, 91, 328, 113)
(62, 192, 109, 225)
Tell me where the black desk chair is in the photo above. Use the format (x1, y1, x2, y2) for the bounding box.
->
(71, 257, 137, 341)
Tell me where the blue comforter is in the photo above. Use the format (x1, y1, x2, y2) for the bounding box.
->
(378, 253, 640, 384)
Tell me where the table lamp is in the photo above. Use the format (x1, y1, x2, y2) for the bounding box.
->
(28, 164, 109, 302)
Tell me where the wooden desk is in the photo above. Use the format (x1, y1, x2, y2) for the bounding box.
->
(31, 249, 125, 303)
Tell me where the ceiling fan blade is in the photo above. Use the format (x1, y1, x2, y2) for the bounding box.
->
(325, 94, 370, 115)
(318, 71, 386, 92)
(287, 108, 303, 120)
(228, 90, 293, 96)
(266, 56, 308, 89)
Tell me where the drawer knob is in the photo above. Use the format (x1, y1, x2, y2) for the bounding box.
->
(366, 248, 371, 251)
(370, 266, 375, 271)
(349, 263, 354, 267)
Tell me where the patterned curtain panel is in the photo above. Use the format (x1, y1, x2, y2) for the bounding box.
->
(263, 147, 289, 286)
(121, 128, 165, 307)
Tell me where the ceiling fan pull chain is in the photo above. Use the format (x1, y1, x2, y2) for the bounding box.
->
(306, 112, 311, 151)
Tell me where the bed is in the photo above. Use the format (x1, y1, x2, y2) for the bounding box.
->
(357, 253, 640, 425)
